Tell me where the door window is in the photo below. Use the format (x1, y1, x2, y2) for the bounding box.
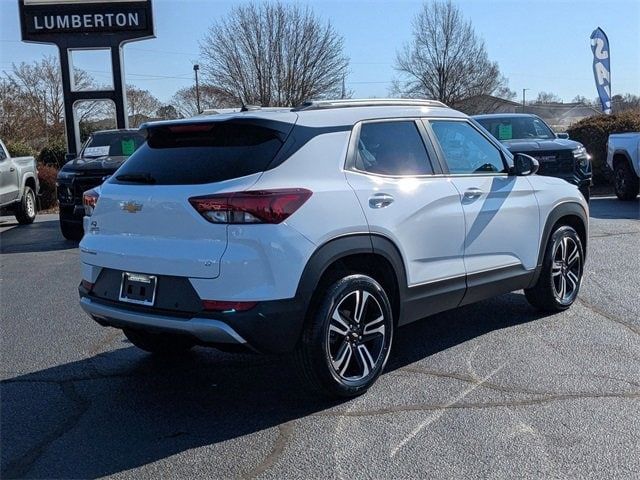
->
(429, 121, 507, 174)
(355, 121, 433, 176)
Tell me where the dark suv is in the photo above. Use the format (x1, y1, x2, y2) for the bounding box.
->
(56, 129, 145, 240)
(473, 114, 592, 201)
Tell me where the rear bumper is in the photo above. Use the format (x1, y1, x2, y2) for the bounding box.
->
(80, 296, 249, 345)
(79, 290, 307, 354)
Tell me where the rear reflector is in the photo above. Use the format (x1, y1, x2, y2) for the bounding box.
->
(202, 300, 257, 312)
(189, 189, 312, 224)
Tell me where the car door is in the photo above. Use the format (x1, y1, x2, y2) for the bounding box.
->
(344, 119, 467, 323)
(425, 118, 540, 304)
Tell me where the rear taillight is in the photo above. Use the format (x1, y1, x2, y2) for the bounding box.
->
(189, 189, 312, 224)
(81, 279, 94, 292)
(83, 189, 100, 216)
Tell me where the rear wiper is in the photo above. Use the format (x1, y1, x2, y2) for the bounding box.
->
(116, 173, 156, 184)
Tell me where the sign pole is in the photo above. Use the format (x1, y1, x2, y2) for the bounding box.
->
(112, 45, 129, 131)
(57, 45, 78, 155)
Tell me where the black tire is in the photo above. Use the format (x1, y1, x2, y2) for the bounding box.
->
(525, 225, 584, 312)
(613, 161, 639, 200)
(296, 274, 394, 398)
(123, 328, 194, 355)
(579, 185, 590, 203)
(60, 218, 84, 241)
(14, 186, 36, 225)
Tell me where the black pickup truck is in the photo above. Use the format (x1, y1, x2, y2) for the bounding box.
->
(473, 114, 592, 201)
(56, 129, 145, 240)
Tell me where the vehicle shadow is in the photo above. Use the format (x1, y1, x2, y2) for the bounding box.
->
(0, 219, 77, 254)
(589, 197, 640, 220)
(463, 176, 515, 246)
(1, 292, 549, 479)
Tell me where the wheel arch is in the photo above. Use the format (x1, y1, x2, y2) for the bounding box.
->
(530, 202, 588, 287)
(16, 173, 36, 199)
(24, 174, 37, 193)
(612, 149, 640, 180)
(612, 150, 633, 170)
(295, 234, 408, 326)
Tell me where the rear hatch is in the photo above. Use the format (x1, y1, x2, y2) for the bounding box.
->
(80, 114, 297, 279)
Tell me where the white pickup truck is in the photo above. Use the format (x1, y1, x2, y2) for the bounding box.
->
(608, 133, 640, 200)
(0, 139, 39, 224)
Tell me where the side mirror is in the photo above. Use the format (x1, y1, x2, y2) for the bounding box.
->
(557, 132, 569, 139)
(513, 153, 539, 176)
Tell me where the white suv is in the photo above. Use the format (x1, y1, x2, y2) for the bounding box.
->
(78, 99, 588, 397)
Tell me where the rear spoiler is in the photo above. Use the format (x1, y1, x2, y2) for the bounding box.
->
(138, 116, 297, 143)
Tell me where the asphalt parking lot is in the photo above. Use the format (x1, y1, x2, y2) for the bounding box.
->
(1, 197, 639, 479)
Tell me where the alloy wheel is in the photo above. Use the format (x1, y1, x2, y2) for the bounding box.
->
(551, 236, 582, 302)
(326, 289, 387, 382)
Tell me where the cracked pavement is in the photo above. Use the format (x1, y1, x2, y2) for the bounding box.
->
(1, 197, 639, 479)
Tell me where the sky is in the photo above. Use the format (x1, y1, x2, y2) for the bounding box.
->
(1, 0, 638, 106)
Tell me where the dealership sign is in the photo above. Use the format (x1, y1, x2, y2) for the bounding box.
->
(18, 0, 155, 155)
(590, 27, 612, 115)
(29, 11, 146, 33)
(20, 0, 154, 46)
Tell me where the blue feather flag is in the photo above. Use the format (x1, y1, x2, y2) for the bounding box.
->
(590, 27, 612, 114)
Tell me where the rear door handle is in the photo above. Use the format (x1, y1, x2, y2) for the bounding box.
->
(9, 167, 16, 172)
(369, 193, 394, 209)
(463, 188, 483, 200)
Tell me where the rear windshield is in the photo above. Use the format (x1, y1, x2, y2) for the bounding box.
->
(82, 131, 145, 158)
(112, 122, 284, 185)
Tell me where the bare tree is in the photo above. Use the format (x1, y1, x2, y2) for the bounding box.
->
(126, 85, 161, 126)
(611, 93, 640, 113)
(393, 0, 511, 106)
(535, 91, 562, 104)
(572, 95, 590, 105)
(171, 84, 236, 117)
(1, 55, 99, 148)
(156, 104, 180, 120)
(200, 1, 349, 107)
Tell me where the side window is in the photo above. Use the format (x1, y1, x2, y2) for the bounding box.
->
(533, 118, 550, 137)
(355, 121, 433, 176)
(429, 121, 507, 174)
(0, 147, 6, 161)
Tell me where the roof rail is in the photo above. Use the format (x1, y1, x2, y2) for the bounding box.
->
(292, 98, 448, 111)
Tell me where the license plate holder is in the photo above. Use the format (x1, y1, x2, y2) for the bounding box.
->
(119, 272, 157, 306)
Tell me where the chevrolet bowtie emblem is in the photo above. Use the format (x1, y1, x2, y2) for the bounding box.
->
(120, 201, 143, 213)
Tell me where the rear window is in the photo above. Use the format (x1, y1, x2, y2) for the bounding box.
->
(112, 122, 284, 185)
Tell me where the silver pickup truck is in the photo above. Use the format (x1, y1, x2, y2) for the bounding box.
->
(0, 139, 39, 224)
(607, 133, 640, 200)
